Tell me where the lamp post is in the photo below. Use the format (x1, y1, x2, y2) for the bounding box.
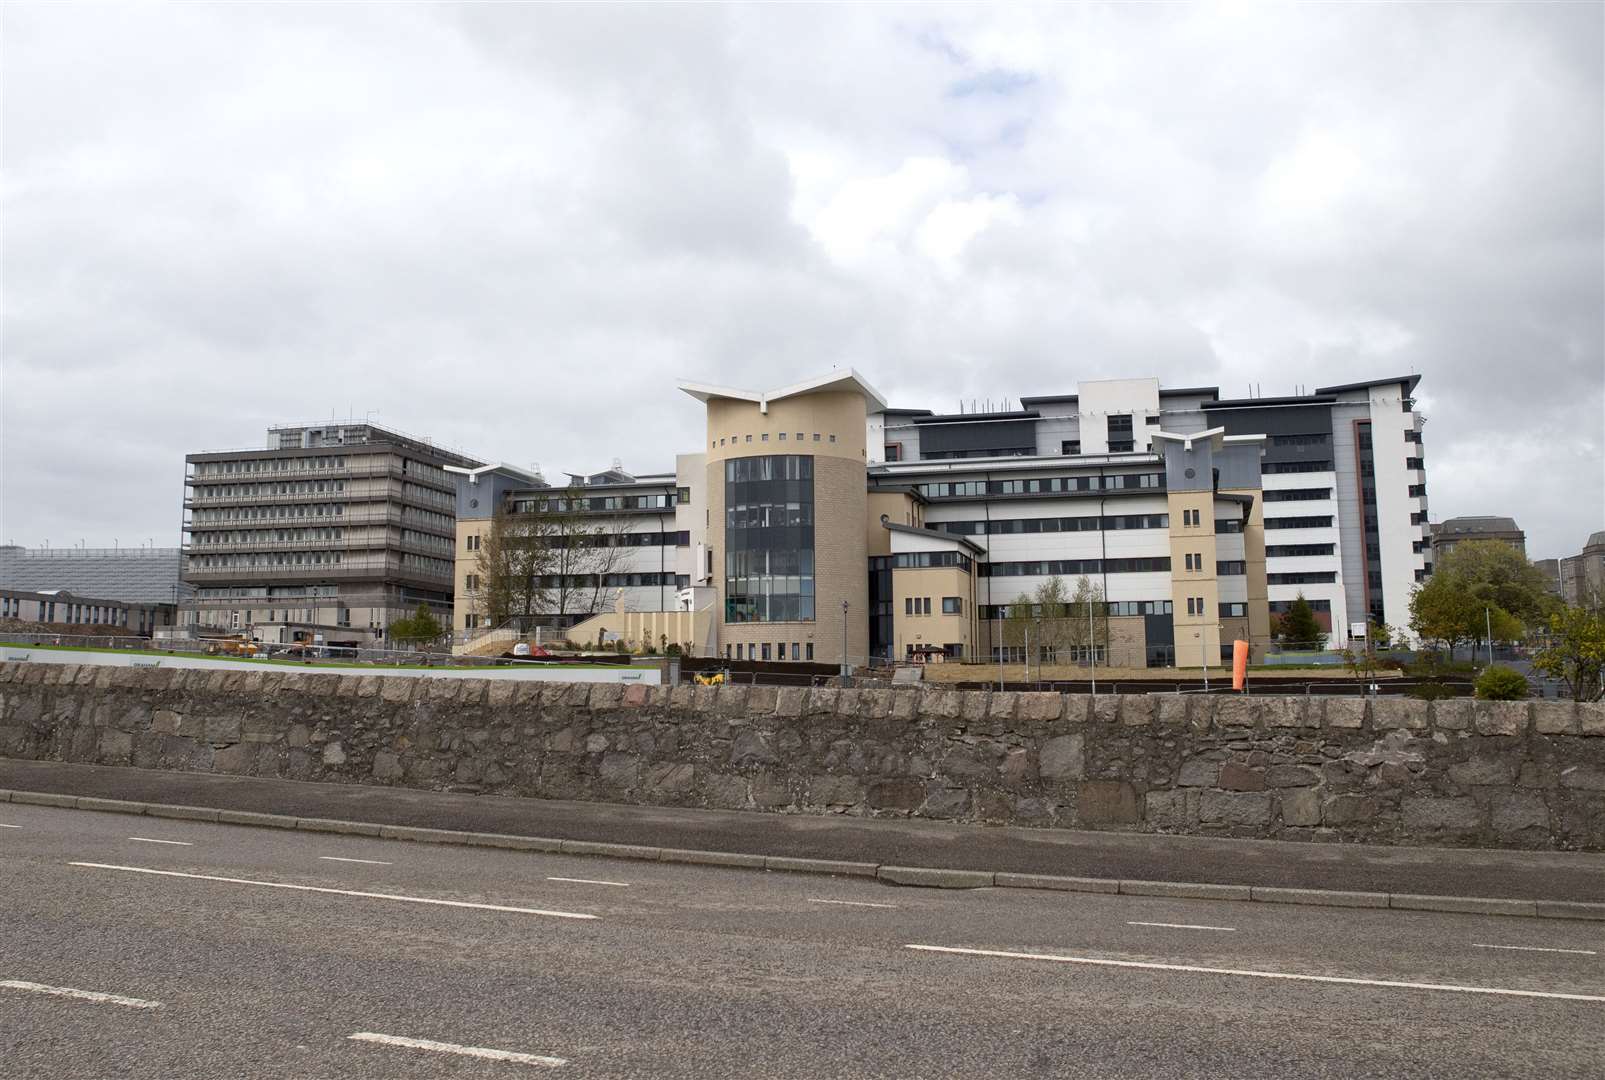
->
(1485, 606, 1494, 667)
(840, 599, 850, 681)
(1088, 597, 1098, 697)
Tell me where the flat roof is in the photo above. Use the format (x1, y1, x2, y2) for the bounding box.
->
(912, 410, 1040, 425)
(1314, 374, 1422, 397)
(884, 520, 986, 555)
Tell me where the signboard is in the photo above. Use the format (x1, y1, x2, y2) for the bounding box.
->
(1350, 622, 1369, 640)
(603, 631, 622, 643)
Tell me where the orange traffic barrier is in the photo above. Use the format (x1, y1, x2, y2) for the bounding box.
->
(1232, 639, 1249, 691)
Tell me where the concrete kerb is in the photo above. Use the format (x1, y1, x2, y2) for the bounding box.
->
(10, 789, 1604, 921)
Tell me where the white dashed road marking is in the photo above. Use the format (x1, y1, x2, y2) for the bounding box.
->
(0, 823, 21, 829)
(808, 898, 898, 909)
(348, 1032, 566, 1067)
(70, 863, 598, 920)
(319, 856, 392, 866)
(547, 877, 631, 888)
(1128, 921, 1236, 932)
(905, 945, 1605, 1003)
(0, 980, 162, 1010)
(1473, 944, 1597, 956)
(128, 837, 193, 846)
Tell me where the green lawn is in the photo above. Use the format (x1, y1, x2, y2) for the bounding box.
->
(0, 640, 658, 672)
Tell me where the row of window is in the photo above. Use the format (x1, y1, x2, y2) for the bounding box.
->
(1263, 488, 1332, 502)
(191, 551, 347, 568)
(1267, 572, 1337, 585)
(1263, 461, 1332, 474)
(195, 585, 338, 599)
(725, 641, 817, 661)
(933, 514, 1170, 536)
(1265, 516, 1334, 529)
(526, 573, 678, 588)
(923, 447, 1033, 460)
(1183, 596, 1208, 616)
(1, 597, 142, 627)
(1270, 433, 1329, 447)
(992, 645, 1107, 663)
(916, 473, 1165, 499)
(194, 455, 349, 476)
(978, 599, 1174, 620)
(980, 557, 1173, 577)
(194, 480, 348, 499)
(1266, 544, 1336, 558)
(512, 493, 677, 513)
(192, 527, 348, 545)
(1179, 508, 1203, 528)
(716, 432, 836, 448)
(903, 596, 964, 616)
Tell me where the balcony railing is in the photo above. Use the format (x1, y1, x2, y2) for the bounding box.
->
(187, 461, 455, 493)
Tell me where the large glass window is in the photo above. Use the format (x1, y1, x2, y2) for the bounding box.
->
(725, 455, 815, 622)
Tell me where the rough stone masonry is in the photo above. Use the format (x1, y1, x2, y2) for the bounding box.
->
(1, 662, 1603, 850)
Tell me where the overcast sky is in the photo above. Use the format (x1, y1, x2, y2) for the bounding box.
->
(3, 3, 1601, 559)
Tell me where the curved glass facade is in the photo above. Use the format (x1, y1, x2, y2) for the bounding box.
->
(725, 455, 814, 622)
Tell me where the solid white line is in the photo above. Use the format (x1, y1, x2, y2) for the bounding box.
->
(348, 1032, 566, 1067)
(905, 945, 1605, 1003)
(546, 876, 630, 888)
(1129, 921, 1236, 932)
(1473, 944, 1597, 956)
(808, 898, 899, 909)
(128, 837, 193, 846)
(70, 863, 598, 920)
(319, 856, 393, 866)
(0, 980, 162, 1010)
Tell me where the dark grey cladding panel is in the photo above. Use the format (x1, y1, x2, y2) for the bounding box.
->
(1143, 611, 1174, 646)
(918, 419, 1038, 456)
(1163, 441, 1216, 492)
(1215, 444, 1264, 491)
(456, 472, 533, 520)
(1206, 404, 1334, 466)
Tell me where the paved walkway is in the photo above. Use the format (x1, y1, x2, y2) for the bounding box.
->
(3, 758, 1601, 902)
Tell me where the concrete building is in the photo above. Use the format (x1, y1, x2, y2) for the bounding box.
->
(881, 375, 1430, 646)
(1545, 531, 1605, 606)
(0, 545, 189, 606)
(448, 368, 1430, 665)
(1430, 516, 1526, 559)
(0, 587, 177, 636)
(181, 422, 481, 645)
(450, 459, 710, 648)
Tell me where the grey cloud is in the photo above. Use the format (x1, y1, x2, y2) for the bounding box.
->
(2, 2, 1599, 559)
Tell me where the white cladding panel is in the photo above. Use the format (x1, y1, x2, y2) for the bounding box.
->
(1076, 378, 1161, 453)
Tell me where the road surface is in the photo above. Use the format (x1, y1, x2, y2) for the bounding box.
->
(2, 803, 1601, 1078)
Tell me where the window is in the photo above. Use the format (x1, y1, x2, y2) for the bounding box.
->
(1267, 572, 1338, 585)
(465, 574, 479, 590)
(1216, 561, 1246, 575)
(813, 433, 820, 442)
(745, 435, 752, 443)
(778, 432, 786, 441)
(829, 435, 836, 443)
(761, 643, 771, 660)
(905, 597, 914, 615)
(725, 456, 814, 623)
(1184, 553, 1194, 571)
(884, 443, 903, 462)
(792, 642, 800, 661)
(776, 642, 785, 659)
(678, 487, 690, 504)
(923, 597, 932, 615)
(725, 645, 731, 659)
(942, 597, 962, 614)
(466, 534, 480, 551)
(1061, 440, 1081, 455)
(806, 643, 814, 660)
(1265, 516, 1334, 529)
(945, 644, 964, 659)
(736, 644, 745, 659)
(1406, 457, 1424, 470)
(1219, 602, 1247, 617)
(1186, 597, 1196, 615)
(1408, 483, 1427, 497)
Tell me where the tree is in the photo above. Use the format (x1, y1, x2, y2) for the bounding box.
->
(476, 504, 551, 628)
(389, 603, 444, 650)
(1062, 575, 1109, 662)
(1434, 540, 1557, 627)
(1532, 602, 1605, 702)
(1341, 619, 1400, 686)
(1000, 576, 1108, 667)
(1474, 665, 1530, 701)
(1278, 593, 1324, 651)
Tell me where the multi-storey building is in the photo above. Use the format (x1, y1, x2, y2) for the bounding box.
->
(880, 374, 1430, 648)
(1430, 516, 1526, 560)
(446, 369, 1430, 666)
(450, 457, 711, 647)
(1540, 531, 1605, 606)
(181, 422, 481, 644)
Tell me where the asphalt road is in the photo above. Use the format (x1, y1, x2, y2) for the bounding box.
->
(3, 804, 1602, 1078)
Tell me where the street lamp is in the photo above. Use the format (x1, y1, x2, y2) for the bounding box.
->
(840, 599, 850, 681)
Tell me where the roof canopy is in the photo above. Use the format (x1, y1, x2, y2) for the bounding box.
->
(678, 369, 888, 412)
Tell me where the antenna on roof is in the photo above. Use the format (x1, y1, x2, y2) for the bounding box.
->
(612, 457, 623, 472)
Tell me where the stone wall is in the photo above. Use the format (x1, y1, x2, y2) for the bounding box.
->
(2, 662, 1602, 851)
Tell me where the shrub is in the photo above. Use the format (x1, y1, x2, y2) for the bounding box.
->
(1474, 665, 1530, 701)
(665, 643, 682, 657)
(1407, 682, 1456, 701)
